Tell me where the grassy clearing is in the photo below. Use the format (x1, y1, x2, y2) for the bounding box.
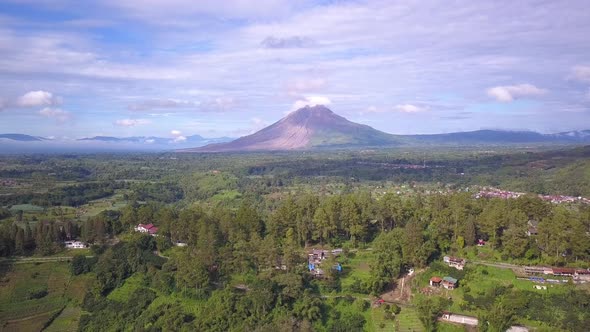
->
(107, 273, 146, 303)
(76, 189, 129, 220)
(44, 306, 82, 332)
(339, 250, 372, 292)
(8, 204, 45, 213)
(396, 307, 424, 332)
(210, 189, 242, 202)
(369, 306, 395, 331)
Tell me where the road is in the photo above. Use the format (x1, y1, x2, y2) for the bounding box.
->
(0, 255, 93, 265)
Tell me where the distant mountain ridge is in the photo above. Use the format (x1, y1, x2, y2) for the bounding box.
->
(77, 134, 231, 145)
(0, 133, 233, 153)
(0, 133, 47, 142)
(188, 105, 590, 152)
(2, 109, 590, 153)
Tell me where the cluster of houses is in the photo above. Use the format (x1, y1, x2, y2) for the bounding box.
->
(307, 248, 343, 278)
(524, 266, 590, 282)
(0, 179, 17, 187)
(475, 187, 590, 205)
(429, 276, 458, 290)
(443, 256, 466, 270)
(538, 194, 590, 204)
(134, 223, 159, 236)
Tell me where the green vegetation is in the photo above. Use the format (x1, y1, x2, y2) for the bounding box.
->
(0, 146, 588, 331)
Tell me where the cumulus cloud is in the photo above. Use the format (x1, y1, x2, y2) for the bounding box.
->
(17, 91, 62, 107)
(571, 65, 590, 82)
(486, 84, 546, 102)
(113, 118, 151, 127)
(38, 107, 72, 123)
(261, 36, 315, 49)
(170, 129, 187, 142)
(290, 96, 332, 112)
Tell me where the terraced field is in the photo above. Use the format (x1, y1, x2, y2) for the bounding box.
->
(0, 262, 91, 331)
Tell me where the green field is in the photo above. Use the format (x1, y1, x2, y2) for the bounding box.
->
(45, 306, 82, 332)
(0, 262, 91, 331)
(8, 204, 45, 213)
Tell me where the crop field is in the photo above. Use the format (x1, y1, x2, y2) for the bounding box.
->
(0, 262, 90, 331)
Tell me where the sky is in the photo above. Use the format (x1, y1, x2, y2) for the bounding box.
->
(0, 0, 589, 139)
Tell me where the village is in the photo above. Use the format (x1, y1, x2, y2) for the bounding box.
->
(475, 187, 590, 204)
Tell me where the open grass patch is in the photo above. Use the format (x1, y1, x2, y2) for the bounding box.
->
(8, 204, 45, 213)
(107, 273, 146, 303)
(395, 306, 424, 332)
(44, 306, 82, 332)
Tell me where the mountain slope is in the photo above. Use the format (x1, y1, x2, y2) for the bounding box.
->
(191, 105, 400, 152)
(0, 133, 46, 141)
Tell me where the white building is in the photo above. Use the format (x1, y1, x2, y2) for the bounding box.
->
(64, 240, 87, 249)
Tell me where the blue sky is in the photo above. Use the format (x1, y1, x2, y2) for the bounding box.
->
(0, 0, 589, 140)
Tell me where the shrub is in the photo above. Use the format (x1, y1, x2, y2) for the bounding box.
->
(28, 286, 48, 299)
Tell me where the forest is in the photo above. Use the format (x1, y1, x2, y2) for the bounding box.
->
(0, 145, 589, 331)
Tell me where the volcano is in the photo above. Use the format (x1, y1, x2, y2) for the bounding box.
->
(189, 105, 400, 152)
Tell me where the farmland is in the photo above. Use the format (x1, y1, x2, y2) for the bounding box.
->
(0, 261, 91, 331)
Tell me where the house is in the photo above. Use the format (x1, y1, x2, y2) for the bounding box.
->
(552, 267, 575, 277)
(429, 276, 442, 287)
(307, 248, 342, 278)
(64, 240, 87, 249)
(441, 312, 478, 326)
(442, 276, 458, 289)
(574, 269, 590, 281)
(477, 239, 486, 246)
(526, 220, 538, 236)
(443, 256, 466, 270)
(134, 223, 158, 236)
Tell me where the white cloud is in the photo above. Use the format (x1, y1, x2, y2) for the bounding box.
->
(290, 95, 332, 112)
(394, 104, 426, 113)
(198, 97, 237, 112)
(113, 118, 151, 127)
(17, 90, 62, 107)
(363, 104, 427, 114)
(571, 65, 590, 82)
(171, 129, 182, 136)
(286, 78, 327, 96)
(128, 99, 196, 111)
(38, 107, 71, 123)
(261, 36, 315, 49)
(172, 135, 187, 143)
(145, 139, 155, 144)
(486, 84, 547, 102)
